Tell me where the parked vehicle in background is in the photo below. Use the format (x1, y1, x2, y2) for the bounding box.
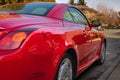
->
(109, 25, 120, 29)
(97, 25, 104, 31)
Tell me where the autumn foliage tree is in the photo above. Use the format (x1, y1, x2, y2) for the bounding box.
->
(0, 0, 55, 5)
(96, 3, 119, 28)
(0, 0, 6, 5)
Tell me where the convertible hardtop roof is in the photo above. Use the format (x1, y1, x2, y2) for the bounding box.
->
(28, 2, 71, 19)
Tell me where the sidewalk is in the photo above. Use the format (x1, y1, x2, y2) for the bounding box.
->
(101, 29, 120, 38)
(97, 55, 120, 80)
(107, 62, 120, 80)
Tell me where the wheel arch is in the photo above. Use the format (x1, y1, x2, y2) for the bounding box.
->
(65, 48, 78, 77)
(65, 48, 77, 65)
(104, 38, 107, 49)
(54, 47, 78, 80)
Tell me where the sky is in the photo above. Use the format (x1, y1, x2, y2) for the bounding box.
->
(56, 0, 120, 12)
(85, 0, 120, 12)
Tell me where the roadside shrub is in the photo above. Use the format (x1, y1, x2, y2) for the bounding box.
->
(0, 3, 25, 11)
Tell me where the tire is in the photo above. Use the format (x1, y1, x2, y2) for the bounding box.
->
(96, 43, 106, 65)
(55, 53, 76, 80)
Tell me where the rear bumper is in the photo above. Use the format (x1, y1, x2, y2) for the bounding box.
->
(0, 48, 55, 80)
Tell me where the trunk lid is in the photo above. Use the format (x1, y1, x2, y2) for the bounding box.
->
(0, 14, 60, 30)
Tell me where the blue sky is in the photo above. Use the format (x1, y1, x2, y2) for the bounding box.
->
(85, 0, 120, 12)
(56, 0, 120, 12)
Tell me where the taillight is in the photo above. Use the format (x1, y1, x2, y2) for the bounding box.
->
(0, 32, 28, 50)
(12, 32, 27, 42)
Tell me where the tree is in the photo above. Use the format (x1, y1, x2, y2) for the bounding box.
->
(119, 12, 120, 17)
(96, 3, 119, 27)
(73, 0, 86, 5)
(8, 0, 12, 4)
(70, 0, 74, 4)
(78, 0, 86, 5)
(0, 0, 6, 5)
(17, 0, 24, 3)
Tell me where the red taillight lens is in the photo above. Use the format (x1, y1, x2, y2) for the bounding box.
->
(12, 32, 27, 42)
(0, 32, 27, 50)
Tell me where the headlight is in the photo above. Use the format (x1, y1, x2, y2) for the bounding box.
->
(0, 28, 38, 50)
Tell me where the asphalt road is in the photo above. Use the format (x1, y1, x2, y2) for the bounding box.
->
(76, 29, 120, 80)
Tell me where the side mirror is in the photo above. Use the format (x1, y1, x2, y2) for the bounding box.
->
(91, 20, 101, 27)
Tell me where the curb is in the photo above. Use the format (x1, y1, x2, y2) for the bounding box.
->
(97, 55, 120, 80)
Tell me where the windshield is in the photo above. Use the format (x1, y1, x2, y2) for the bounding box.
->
(16, 3, 56, 16)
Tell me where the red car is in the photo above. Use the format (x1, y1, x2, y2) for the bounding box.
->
(0, 2, 106, 80)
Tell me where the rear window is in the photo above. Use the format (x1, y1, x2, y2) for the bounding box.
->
(16, 3, 56, 16)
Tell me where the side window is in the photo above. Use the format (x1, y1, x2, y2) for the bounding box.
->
(68, 8, 88, 25)
(64, 10, 74, 22)
(74, 8, 88, 25)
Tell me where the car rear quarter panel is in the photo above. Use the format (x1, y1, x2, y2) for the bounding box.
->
(19, 26, 81, 80)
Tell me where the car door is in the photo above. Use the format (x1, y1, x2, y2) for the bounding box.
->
(90, 29, 102, 57)
(63, 7, 93, 66)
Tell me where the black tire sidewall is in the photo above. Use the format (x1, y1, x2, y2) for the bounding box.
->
(96, 43, 106, 65)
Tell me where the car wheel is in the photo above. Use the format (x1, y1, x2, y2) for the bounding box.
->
(96, 43, 106, 64)
(55, 54, 75, 80)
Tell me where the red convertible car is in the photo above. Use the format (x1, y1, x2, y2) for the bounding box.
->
(0, 2, 106, 80)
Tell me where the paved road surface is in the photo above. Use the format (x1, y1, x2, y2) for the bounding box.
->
(76, 29, 120, 80)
